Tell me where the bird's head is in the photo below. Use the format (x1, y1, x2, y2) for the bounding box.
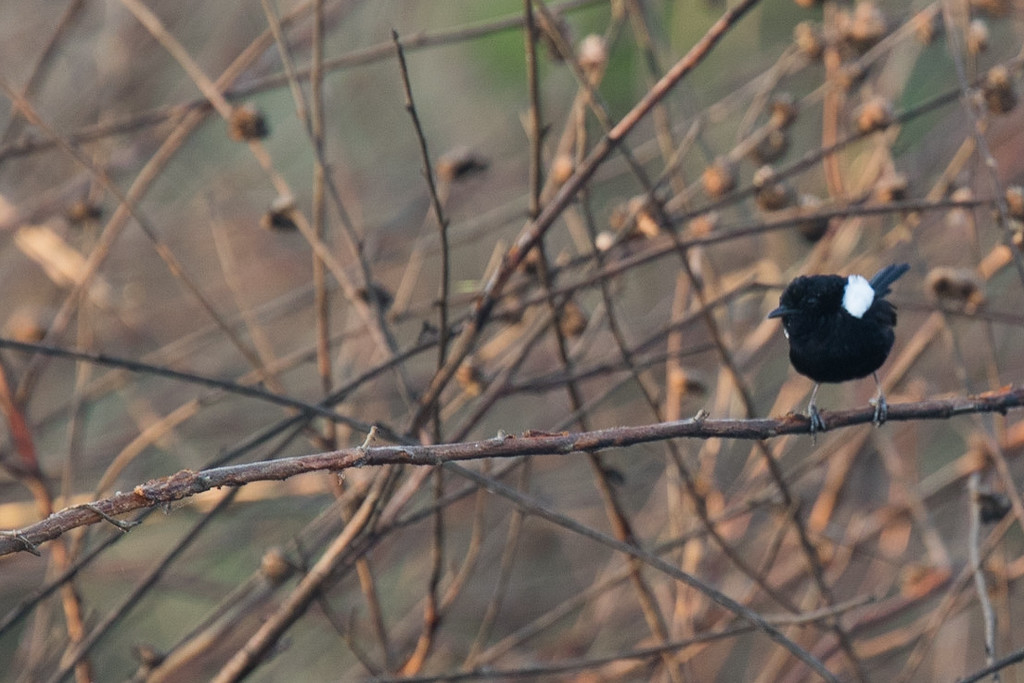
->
(768, 274, 847, 323)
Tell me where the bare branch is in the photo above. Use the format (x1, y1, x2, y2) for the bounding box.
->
(3, 386, 1022, 558)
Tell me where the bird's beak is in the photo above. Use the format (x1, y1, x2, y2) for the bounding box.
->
(767, 305, 792, 319)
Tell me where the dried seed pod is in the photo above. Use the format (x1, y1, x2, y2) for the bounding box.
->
(701, 157, 736, 199)
(550, 153, 574, 186)
(794, 21, 823, 59)
(796, 194, 829, 242)
(753, 165, 793, 211)
(456, 359, 484, 396)
(946, 186, 974, 230)
(635, 210, 661, 238)
(688, 211, 719, 237)
(558, 300, 588, 337)
(855, 96, 893, 133)
(668, 366, 707, 396)
(518, 245, 543, 276)
(608, 200, 631, 233)
(769, 94, 799, 129)
(577, 34, 608, 83)
(4, 306, 52, 343)
(356, 283, 393, 310)
(913, 10, 941, 44)
(1006, 186, 1024, 219)
(261, 547, 294, 584)
(968, 19, 990, 54)
(983, 64, 1017, 114)
(65, 198, 102, 224)
(228, 104, 269, 141)
(844, 2, 888, 51)
(261, 194, 298, 231)
(617, 196, 661, 238)
(925, 266, 986, 310)
(976, 490, 1011, 523)
(595, 231, 616, 252)
(436, 146, 488, 182)
(752, 129, 789, 165)
(874, 172, 908, 203)
(133, 644, 165, 669)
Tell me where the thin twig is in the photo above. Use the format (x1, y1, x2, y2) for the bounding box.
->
(392, 28, 451, 416)
(968, 473, 1000, 681)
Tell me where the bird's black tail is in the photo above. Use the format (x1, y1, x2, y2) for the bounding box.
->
(869, 263, 910, 296)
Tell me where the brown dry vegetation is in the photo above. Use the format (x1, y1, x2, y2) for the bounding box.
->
(2, 1, 1024, 681)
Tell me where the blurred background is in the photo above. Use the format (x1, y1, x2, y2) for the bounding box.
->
(2, 0, 1024, 680)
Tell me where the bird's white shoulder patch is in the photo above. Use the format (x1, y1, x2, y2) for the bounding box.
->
(842, 274, 875, 318)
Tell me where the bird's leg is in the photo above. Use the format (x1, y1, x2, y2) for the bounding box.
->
(806, 383, 826, 436)
(869, 371, 888, 426)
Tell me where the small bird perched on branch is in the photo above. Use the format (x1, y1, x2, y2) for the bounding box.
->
(768, 263, 910, 434)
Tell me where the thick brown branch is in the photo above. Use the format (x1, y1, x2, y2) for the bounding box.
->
(2, 386, 1022, 557)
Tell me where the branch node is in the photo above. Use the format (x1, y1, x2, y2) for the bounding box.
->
(1, 530, 40, 556)
(359, 425, 380, 451)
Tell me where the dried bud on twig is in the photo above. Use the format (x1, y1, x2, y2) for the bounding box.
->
(702, 157, 736, 199)
(261, 547, 294, 584)
(796, 194, 829, 242)
(769, 94, 799, 129)
(65, 199, 102, 224)
(436, 146, 489, 182)
(843, 2, 888, 51)
(578, 34, 608, 83)
(595, 231, 616, 252)
(456, 359, 484, 396)
(558, 300, 588, 337)
(925, 266, 986, 310)
(356, 283, 393, 310)
(976, 490, 1011, 523)
(228, 104, 269, 141)
(913, 10, 941, 44)
(550, 153, 574, 186)
(968, 19, 990, 54)
(982, 65, 1017, 114)
(753, 166, 793, 211)
(4, 306, 52, 343)
(874, 173, 908, 203)
(261, 195, 298, 231)
(1006, 186, 1024, 219)
(752, 129, 789, 164)
(633, 198, 661, 238)
(688, 211, 719, 238)
(946, 186, 974, 230)
(855, 96, 894, 133)
(794, 21, 823, 59)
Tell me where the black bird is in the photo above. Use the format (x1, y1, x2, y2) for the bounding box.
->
(768, 263, 910, 433)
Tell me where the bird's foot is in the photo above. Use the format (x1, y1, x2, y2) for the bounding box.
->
(870, 394, 888, 426)
(808, 404, 826, 437)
